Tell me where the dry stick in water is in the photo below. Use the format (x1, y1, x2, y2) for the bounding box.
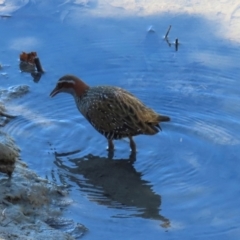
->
(175, 38, 179, 51)
(164, 25, 172, 47)
(165, 25, 171, 39)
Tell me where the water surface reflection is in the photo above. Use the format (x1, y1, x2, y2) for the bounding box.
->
(54, 153, 170, 228)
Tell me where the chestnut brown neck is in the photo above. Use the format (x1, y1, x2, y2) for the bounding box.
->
(74, 77, 90, 97)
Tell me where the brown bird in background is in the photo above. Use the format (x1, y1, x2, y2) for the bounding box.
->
(50, 75, 170, 152)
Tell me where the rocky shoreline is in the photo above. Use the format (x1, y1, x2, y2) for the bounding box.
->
(0, 89, 86, 240)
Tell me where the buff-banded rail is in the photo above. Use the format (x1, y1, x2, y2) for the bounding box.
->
(50, 75, 170, 152)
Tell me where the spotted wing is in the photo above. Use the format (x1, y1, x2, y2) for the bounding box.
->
(85, 87, 161, 139)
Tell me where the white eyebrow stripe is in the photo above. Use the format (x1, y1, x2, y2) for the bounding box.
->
(58, 79, 76, 84)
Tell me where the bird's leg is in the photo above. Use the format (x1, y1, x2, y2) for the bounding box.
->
(129, 136, 136, 153)
(129, 151, 136, 163)
(107, 139, 114, 152)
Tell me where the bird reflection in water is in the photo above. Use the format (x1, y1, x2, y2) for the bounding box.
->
(19, 61, 42, 83)
(54, 151, 170, 228)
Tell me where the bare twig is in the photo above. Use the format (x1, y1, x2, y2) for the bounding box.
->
(164, 25, 172, 47)
(175, 38, 179, 51)
(165, 25, 171, 39)
(165, 38, 171, 47)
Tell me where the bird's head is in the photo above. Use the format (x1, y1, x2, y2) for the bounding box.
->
(50, 75, 89, 98)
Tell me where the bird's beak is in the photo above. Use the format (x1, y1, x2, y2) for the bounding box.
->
(49, 87, 59, 97)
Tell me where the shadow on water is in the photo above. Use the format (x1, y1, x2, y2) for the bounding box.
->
(54, 152, 170, 228)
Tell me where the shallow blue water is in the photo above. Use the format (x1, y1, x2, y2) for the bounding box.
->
(1, 1, 240, 239)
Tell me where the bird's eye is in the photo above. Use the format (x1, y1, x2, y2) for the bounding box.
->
(58, 82, 63, 88)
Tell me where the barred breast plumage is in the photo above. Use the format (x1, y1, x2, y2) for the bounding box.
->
(50, 75, 170, 153)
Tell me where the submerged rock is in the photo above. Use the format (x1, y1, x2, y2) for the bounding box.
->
(0, 85, 30, 101)
(0, 85, 26, 175)
(0, 85, 29, 126)
(0, 152, 87, 239)
(0, 132, 87, 239)
(0, 131, 20, 177)
(0, 107, 16, 126)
